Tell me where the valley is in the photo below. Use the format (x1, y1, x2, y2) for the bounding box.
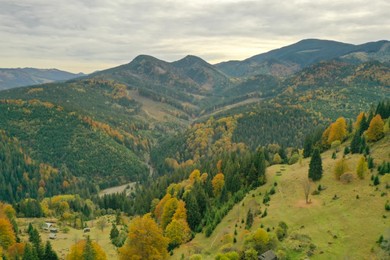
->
(0, 39, 389, 260)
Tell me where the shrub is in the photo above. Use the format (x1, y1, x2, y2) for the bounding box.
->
(340, 172, 354, 184)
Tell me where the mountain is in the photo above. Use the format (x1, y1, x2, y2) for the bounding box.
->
(0, 68, 84, 90)
(216, 39, 390, 78)
(0, 39, 389, 196)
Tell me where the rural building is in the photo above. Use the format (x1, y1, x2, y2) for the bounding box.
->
(259, 250, 277, 260)
(83, 227, 91, 233)
(43, 222, 54, 231)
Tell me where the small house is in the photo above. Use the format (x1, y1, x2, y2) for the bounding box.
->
(43, 222, 54, 232)
(259, 250, 277, 260)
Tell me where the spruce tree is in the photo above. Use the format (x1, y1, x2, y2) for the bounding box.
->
(359, 114, 369, 136)
(245, 209, 254, 229)
(83, 236, 96, 260)
(184, 192, 201, 231)
(43, 240, 59, 260)
(350, 131, 361, 154)
(308, 148, 323, 181)
(303, 135, 313, 158)
(110, 223, 119, 241)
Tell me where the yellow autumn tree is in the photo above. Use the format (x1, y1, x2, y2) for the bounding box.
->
(165, 200, 191, 247)
(0, 218, 16, 250)
(66, 237, 107, 260)
(327, 117, 348, 144)
(273, 153, 282, 164)
(154, 194, 171, 223)
(173, 200, 187, 220)
(366, 114, 385, 142)
(212, 173, 225, 197)
(189, 169, 201, 184)
(165, 219, 191, 247)
(356, 156, 368, 179)
(334, 158, 349, 180)
(119, 214, 168, 260)
(161, 198, 179, 229)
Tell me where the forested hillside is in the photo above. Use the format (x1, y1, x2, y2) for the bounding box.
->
(0, 39, 389, 260)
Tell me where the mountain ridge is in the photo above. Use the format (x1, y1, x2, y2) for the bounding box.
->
(0, 67, 85, 90)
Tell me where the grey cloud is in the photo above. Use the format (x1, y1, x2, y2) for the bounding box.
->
(0, 0, 389, 72)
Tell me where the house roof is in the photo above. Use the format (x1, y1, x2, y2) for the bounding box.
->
(259, 250, 277, 260)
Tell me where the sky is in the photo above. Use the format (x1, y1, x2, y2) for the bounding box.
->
(0, 0, 389, 73)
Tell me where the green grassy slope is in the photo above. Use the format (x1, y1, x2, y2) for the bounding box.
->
(172, 135, 390, 259)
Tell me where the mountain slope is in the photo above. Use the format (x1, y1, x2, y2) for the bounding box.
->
(216, 39, 390, 78)
(172, 135, 390, 259)
(0, 68, 84, 90)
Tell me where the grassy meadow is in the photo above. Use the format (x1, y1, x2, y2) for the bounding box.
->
(172, 136, 390, 259)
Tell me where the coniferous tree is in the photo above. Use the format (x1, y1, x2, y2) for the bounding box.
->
(245, 209, 254, 230)
(350, 131, 362, 154)
(184, 192, 201, 231)
(110, 223, 119, 242)
(43, 240, 58, 260)
(359, 113, 369, 136)
(308, 148, 323, 181)
(303, 135, 313, 158)
(83, 236, 96, 260)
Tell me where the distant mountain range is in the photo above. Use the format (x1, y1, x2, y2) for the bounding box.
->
(0, 38, 388, 190)
(0, 68, 84, 90)
(216, 39, 390, 77)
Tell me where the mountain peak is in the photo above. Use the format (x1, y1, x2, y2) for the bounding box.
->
(172, 55, 210, 68)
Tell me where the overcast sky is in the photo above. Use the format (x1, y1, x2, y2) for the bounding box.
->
(0, 0, 389, 73)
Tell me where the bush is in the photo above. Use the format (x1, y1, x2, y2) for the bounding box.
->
(289, 153, 300, 165)
(340, 172, 354, 184)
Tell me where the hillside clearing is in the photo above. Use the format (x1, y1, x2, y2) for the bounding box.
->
(172, 136, 390, 259)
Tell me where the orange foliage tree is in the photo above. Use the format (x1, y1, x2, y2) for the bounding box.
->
(327, 117, 348, 144)
(366, 114, 384, 141)
(119, 214, 168, 260)
(0, 217, 16, 250)
(66, 237, 107, 260)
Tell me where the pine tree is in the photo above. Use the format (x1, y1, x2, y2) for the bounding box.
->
(308, 148, 323, 181)
(184, 192, 201, 231)
(303, 135, 313, 158)
(245, 209, 254, 229)
(350, 131, 362, 154)
(83, 236, 96, 260)
(43, 240, 59, 260)
(110, 223, 119, 242)
(358, 113, 369, 136)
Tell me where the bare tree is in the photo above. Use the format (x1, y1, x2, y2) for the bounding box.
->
(303, 179, 311, 204)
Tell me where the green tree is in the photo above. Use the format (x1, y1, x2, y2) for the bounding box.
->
(308, 149, 323, 181)
(110, 223, 119, 242)
(184, 192, 201, 231)
(43, 240, 59, 260)
(245, 209, 254, 230)
(350, 131, 361, 154)
(83, 236, 96, 260)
